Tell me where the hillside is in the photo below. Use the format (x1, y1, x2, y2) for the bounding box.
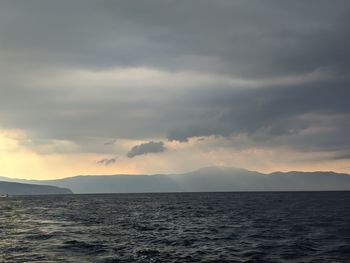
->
(0, 181, 73, 195)
(1, 167, 350, 194)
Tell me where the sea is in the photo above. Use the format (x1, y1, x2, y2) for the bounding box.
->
(0, 192, 349, 263)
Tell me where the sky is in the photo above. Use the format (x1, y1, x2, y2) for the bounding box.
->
(0, 0, 350, 179)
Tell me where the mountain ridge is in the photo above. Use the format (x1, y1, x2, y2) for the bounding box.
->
(1, 166, 349, 194)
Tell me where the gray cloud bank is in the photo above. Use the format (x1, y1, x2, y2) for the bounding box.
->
(0, 1, 349, 160)
(127, 141, 166, 158)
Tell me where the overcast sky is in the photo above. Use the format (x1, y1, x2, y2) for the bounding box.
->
(0, 0, 349, 179)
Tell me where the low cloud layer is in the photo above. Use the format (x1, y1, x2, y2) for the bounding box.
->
(127, 141, 166, 158)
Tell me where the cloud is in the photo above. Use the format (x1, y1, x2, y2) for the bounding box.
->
(1, 1, 349, 77)
(166, 78, 350, 154)
(104, 139, 117, 146)
(96, 157, 117, 166)
(0, 0, 349, 163)
(127, 141, 167, 158)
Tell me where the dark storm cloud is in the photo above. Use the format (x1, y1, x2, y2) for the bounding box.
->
(0, 0, 349, 159)
(166, 78, 350, 159)
(167, 79, 350, 142)
(1, 0, 349, 75)
(127, 141, 166, 158)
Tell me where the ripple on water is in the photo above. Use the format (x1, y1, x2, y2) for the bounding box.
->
(0, 192, 350, 262)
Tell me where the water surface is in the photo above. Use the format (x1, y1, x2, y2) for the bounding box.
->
(1, 192, 349, 262)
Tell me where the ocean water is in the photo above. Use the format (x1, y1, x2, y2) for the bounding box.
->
(0, 192, 350, 263)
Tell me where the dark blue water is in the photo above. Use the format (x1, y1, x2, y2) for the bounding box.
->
(1, 192, 350, 262)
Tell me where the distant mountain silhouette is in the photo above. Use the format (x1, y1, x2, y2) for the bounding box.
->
(1, 167, 350, 194)
(0, 180, 73, 195)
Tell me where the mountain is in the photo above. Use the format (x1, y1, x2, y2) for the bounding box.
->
(0, 180, 73, 195)
(1, 167, 350, 194)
